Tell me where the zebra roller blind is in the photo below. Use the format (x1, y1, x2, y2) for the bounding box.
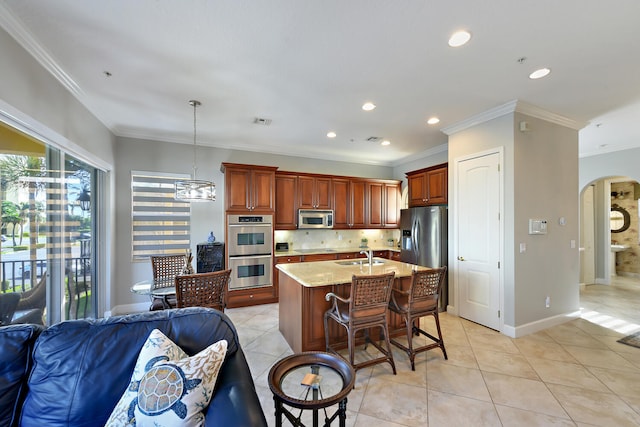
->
(131, 171, 190, 260)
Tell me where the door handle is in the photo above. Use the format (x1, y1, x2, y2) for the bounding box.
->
(458, 256, 465, 261)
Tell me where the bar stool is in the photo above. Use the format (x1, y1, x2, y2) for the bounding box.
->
(324, 272, 396, 374)
(388, 267, 448, 370)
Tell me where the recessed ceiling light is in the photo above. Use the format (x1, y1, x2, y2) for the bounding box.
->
(381, 140, 391, 146)
(427, 117, 440, 125)
(362, 102, 376, 111)
(448, 30, 471, 47)
(327, 131, 337, 138)
(529, 68, 551, 79)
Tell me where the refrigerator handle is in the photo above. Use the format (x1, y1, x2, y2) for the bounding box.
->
(413, 218, 419, 255)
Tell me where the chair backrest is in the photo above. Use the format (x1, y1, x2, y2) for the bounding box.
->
(174, 269, 231, 311)
(16, 274, 47, 311)
(349, 272, 395, 321)
(0, 293, 20, 326)
(150, 255, 185, 289)
(409, 267, 447, 308)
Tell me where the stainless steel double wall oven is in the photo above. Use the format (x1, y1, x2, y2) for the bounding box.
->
(227, 214, 273, 290)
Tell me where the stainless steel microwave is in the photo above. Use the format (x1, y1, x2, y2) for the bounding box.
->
(298, 209, 334, 229)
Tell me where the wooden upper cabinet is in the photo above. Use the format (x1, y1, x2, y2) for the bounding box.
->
(367, 181, 401, 228)
(221, 163, 277, 213)
(384, 182, 401, 228)
(298, 175, 331, 209)
(275, 173, 297, 229)
(407, 163, 448, 207)
(331, 178, 350, 229)
(349, 180, 367, 228)
(332, 178, 367, 229)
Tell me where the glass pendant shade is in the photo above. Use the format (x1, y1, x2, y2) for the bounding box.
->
(174, 178, 216, 201)
(175, 99, 216, 202)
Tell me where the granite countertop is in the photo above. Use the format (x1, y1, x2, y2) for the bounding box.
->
(276, 258, 425, 287)
(274, 245, 400, 257)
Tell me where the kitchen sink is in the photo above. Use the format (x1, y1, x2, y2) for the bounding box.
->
(336, 259, 385, 266)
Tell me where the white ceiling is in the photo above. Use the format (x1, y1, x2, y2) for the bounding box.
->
(2, 1, 640, 166)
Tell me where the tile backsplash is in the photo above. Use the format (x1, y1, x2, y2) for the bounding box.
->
(274, 229, 400, 251)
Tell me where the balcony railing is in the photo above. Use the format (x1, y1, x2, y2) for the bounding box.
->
(0, 257, 92, 320)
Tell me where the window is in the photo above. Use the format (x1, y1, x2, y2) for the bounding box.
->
(131, 171, 190, 260)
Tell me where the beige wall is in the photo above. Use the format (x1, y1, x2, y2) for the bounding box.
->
(512, 112, 580, 326)
(447, 108, 580, 334)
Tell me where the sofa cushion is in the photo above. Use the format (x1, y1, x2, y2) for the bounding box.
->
(106, 329, 227, 427)
(19, 308, 240, 427)
(0, 324, 43, 427)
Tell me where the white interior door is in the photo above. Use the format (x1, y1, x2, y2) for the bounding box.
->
(456, 152, 501, 330)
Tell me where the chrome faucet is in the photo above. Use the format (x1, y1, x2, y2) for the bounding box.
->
(360, 249, 373, 265)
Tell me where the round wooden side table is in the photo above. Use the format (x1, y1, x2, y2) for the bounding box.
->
(268, 351, 356, 427)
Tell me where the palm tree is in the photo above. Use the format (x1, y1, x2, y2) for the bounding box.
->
(1, 200, 21, 246)
(0, 155, 46, 281)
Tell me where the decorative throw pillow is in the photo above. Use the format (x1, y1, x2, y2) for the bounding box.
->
(105, 329, 227, 427)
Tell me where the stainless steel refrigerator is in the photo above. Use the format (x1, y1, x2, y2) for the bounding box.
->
(400, 206, 448, 310)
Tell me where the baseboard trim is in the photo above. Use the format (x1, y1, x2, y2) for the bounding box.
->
(502, 310, 581, 338)
(107, 303, 149, 317)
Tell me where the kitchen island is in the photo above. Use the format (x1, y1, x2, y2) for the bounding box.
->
(276, 258, 427, 353)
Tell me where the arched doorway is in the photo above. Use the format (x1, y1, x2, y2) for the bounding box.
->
(580, 176, 640, 327)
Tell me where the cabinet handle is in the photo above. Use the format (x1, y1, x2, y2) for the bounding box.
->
(458, 256, 465, 261)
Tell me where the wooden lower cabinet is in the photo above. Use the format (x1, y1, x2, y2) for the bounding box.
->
(302, 253, 338, 262)
(278, 271, 411, 353)
(227, 285, 278, 309)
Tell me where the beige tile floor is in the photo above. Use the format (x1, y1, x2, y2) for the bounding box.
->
(225, 276, 640, 427)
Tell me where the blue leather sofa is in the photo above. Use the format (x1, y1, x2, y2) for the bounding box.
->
(0, 308, 267, 427)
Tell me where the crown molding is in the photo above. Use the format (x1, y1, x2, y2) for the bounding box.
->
(0, 4, 84, 99)
(392, 143, 448, 168)
(442, 100, 587, 136)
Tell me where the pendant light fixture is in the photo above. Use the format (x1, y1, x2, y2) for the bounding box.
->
(175, 99, 216, 201)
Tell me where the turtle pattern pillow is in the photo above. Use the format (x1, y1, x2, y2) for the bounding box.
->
(105, 329, 228, 427)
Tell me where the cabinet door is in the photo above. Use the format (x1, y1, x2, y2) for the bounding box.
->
(297, 175, 315, 209)
(298, 176, 332, 209)
(367, 181, 384, 228)
(252, 169, 275, 211)
(384, 182, 400, 228)
(350, 180, 367, 228)
(225, 168, 252, 211)
(426, 167, 447, 205)
(408, 173, 427, 207)
(275, 174, 297, 229)
(331, 178, 350, 229)
(315, 177, 332, 209)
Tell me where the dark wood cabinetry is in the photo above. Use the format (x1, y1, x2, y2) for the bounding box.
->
(407, 163, 448, 207)
(330, 178, 366, 229)
(348, 180, 367, 229)
(331, 178, 350, 229)
(275, 173, 398, 230)
(221, 163, 277, 212)
(297, 175, 331, 209)
(275, 173, 297, 229)
(366, 181, 401, 228)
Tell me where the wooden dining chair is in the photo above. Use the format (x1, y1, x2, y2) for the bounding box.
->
(149, 254, 185, 310)
(324, 271, 396, 374)
(388, 267, 448, 370)
(174, 269, 231, 312)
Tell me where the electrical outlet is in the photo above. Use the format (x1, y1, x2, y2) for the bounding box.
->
(545, 296, 551, 308)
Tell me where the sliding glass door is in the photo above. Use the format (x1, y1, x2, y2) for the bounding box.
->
(1, 123, 101, 324)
